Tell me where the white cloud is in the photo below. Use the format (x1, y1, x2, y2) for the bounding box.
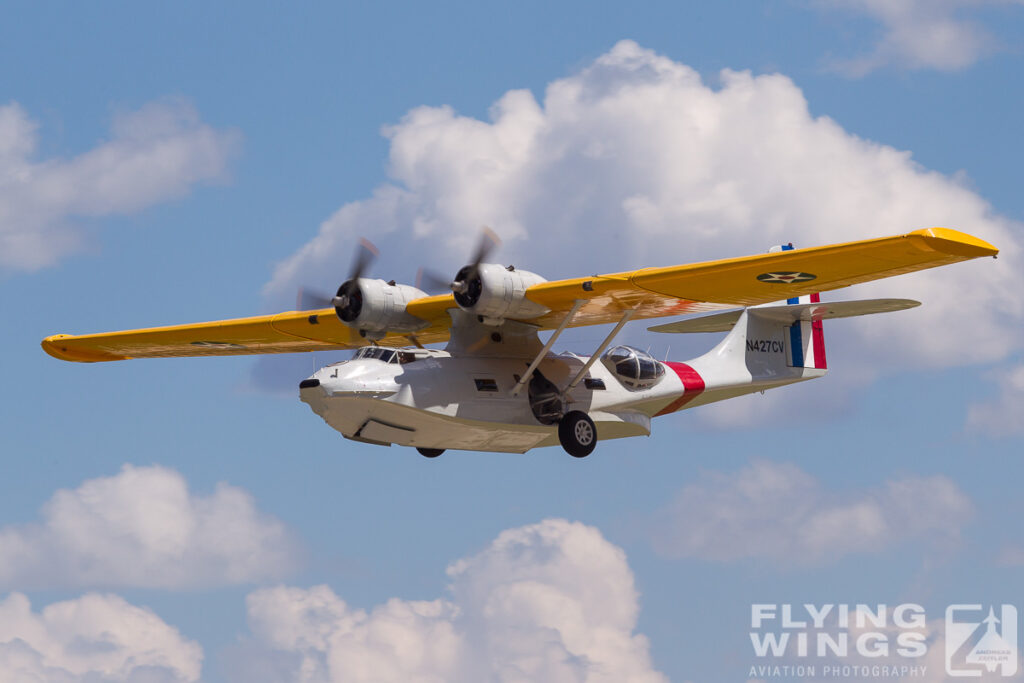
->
(651, 460, 973, 565)
(0, 464, 301, 589)
(817, 0, 1018, 75)
(0, 591, 202, 682)
(967, 363, 1024, 436)
(235, 519, 667, 683)
(263, 41, 1023, 425)
(0, 98, 239, 271)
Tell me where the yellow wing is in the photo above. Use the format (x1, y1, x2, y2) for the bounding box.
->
(42, 227, 997, 362)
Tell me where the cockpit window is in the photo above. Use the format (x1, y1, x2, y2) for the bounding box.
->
(353, 347, 397, 363)
(352, 347, 443, 364)
(601, 345, 665, 390)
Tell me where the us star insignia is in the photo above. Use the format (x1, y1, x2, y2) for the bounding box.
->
(756, 271, 817, 283)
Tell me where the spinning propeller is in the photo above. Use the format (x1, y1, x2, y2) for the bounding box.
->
(451, 227, 500, 295)
(294, 238, 379, 313)
(414, 227, 503, 300)
(451, 227, 501, 308)
(295, 228, 502, 315)
(333, 238, 379, 322)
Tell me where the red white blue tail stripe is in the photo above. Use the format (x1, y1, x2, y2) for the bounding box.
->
(781, 245, 827, 370)
(785, 292, 827, 369)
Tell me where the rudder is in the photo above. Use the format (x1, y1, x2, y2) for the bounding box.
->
(776, 242, 826, 370)
(785, 292, 827, 369)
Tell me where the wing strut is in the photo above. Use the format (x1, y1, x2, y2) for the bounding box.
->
(563, 308, 635, 392)
(509, 299, 586, 398)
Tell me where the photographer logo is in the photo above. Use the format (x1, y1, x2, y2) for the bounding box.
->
(946, 605, 1017, 678)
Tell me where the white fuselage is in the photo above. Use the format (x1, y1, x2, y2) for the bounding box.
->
(300, 352, 652, 453)
(299, 339, 824, 454)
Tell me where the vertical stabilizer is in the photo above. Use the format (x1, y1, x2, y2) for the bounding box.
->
(775, 243, 826, 370)
(785, 292, 827, 369)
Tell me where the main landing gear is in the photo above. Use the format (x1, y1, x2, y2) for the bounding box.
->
(416, 415, 596, 459)
(415, 411, 597, 459)
(558, 410, 597, 458)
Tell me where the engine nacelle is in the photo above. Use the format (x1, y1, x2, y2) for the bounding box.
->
(334, 278, 429, 339)
(452, 263, 549, 324)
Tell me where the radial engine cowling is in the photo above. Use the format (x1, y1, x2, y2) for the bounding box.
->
(452, 263, 550, 325)
(334, 278, 429, 339)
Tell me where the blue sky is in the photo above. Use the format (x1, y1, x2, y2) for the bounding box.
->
(2, 2, 1023, 682)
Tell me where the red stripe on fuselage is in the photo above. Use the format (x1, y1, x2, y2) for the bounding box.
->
(809, 292, 827, 369)
(655, 362, 706, 416)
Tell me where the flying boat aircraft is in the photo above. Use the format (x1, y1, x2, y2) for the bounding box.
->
(42, 228, 998, 457)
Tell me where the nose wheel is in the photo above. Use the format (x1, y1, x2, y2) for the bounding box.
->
(417, 447, 445, 458)
(558, 410, 596, 458)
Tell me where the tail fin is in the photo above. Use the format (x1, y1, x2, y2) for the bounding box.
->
(785, 293, 826, 369)
(776, 243, 825, 369)
(649, 298, 920, 385)
(647, 296, 919, 408)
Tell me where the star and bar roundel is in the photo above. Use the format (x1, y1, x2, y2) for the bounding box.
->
(756, 271, 817, 284)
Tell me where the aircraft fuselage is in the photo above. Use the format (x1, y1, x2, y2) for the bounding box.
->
(299, 340, 822, 454)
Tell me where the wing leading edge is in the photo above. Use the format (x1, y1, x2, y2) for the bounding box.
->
(43, 227, 997, 362)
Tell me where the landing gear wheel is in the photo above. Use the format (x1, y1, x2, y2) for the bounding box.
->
(417, 447, 445, 458)
(558, 411, 596, 458)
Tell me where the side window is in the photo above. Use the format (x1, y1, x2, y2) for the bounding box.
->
(474, 378, 498, 392)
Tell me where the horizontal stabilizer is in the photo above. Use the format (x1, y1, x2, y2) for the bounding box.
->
(648, 298, 920, 334)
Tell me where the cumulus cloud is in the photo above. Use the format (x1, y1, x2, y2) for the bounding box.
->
(967, 363, 1024, 436)
(233, 519, 666, 683)
(817, 0, 1019, 75)
(0, 98, 239, 271)
(651, 460, 973, 565)
(0, 591, 202, 682)
(263, 41, 1022, 424)
(0, 464, 301, 590)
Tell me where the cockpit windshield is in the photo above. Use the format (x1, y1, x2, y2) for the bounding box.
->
(351, 347, 425, 364)
(601, 345, 665, 390)
(353, 347, 397, 363)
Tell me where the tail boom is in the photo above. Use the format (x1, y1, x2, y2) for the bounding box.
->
(650, 295, 920, 416)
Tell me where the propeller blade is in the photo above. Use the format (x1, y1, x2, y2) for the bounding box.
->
(416, 267, 453, 294)
(470, 226, 501, 269)
(296, 287, 335, 311)
(350, 237, 379, 282)
(451, 227, 502, 293)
